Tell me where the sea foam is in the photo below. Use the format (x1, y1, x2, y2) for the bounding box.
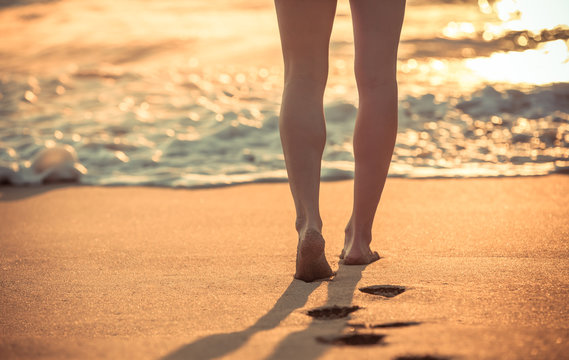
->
(1, 66, 568, 187)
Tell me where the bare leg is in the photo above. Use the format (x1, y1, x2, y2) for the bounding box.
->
(275, 0, 337, 281)
(342, 0, 406, 265)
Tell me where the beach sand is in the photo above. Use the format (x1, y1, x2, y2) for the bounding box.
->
(1, 176, 568, 359)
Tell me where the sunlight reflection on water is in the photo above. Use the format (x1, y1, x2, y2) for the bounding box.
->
(466, 40, 569, 85)
(490, 0, 569, 34)
(0, 0, 568, 186)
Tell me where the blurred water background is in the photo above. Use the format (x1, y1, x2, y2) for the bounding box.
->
(1, 0, 568, 187)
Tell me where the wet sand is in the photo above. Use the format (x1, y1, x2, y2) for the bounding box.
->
(1, 176, 568, 359)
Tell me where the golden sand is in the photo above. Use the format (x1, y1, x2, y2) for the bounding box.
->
(1, 176, 568, 359)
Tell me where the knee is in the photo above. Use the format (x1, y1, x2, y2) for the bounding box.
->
(355, 72, 397, 96)
(283, 60, 329, 92)
(354, 56, 398, 95)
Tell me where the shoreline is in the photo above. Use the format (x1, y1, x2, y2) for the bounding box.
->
(3, 168, 569, 191)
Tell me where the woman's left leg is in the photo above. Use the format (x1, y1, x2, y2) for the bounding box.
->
(275, 0, 338, 281)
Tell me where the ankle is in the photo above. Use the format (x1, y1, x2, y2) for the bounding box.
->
(349, 218, 372, 236)
(298, 219, 322, 235)
(350, 228, 372, 244)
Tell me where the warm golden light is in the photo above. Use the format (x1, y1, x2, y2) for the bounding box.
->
(0, 0, 567, 185)
(465, 40, 569, 85)
(485, 0, 569, 36)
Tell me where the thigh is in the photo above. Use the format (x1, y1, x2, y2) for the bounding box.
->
(275, 0, 338, 80)
(349, 0, 406, 81)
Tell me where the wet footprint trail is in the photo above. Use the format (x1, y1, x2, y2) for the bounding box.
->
(304, 284, 406, 349)
(306, 305, 387, 347)
(316, 333, 387, 346)
(359, 285, 406, 298)
(306, 282, 452, 359)
(306, 305, 361, 320)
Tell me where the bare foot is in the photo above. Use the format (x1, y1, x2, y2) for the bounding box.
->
(342, 244, 380, 265)
(295, 229, 334, 282)
(341, 225, 380, 265)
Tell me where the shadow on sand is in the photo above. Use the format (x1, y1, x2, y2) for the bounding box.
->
(0, 0, 59, 9)
(162, 263, 367, 360)
(0, 184, 72, 202)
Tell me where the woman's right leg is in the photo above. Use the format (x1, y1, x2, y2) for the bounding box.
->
(275, 0, 337, 281)
(342, 0, 406, 265)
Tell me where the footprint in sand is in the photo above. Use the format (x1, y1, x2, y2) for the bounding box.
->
(317, 287, 450, 358)
(316, 333, 387, 346)
(311, 286, 418, 348)
(359, 285, 406, 298)
(306, 305, 361, 320)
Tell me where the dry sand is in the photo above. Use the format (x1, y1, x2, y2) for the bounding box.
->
(1, 176, 568, 359)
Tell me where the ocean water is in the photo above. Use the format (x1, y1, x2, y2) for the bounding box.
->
(0, 0, 568, 187)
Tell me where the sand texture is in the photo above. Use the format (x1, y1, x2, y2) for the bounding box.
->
(1, 176, 568, 359)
